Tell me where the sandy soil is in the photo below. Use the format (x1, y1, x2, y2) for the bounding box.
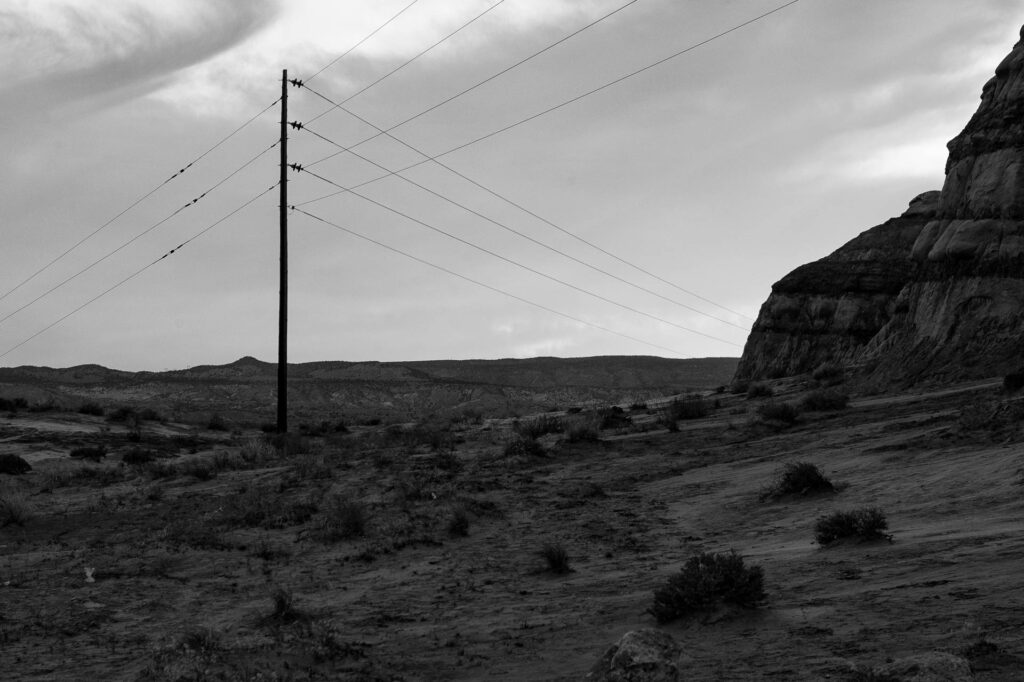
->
(1, 379, 1022, 680)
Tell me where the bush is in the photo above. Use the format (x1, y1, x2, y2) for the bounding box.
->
(515, 415, 563, 439)
(814, 508, 890, 546)
(78, 402, 105, 417)
(539, 543, 571, 574)
(504, 435, 545, 458)
(746, 383, 774, 399)
(316, 494, 367, 541)
(0, 397, 28, 412)
(0, 491, 33, 527)
(661, 397, 709, 425)
(106, 406, 137, 423)
(564, 417, 599, 443)
(760, 461, 834, 501)
(122, 447, 157, 465)
(649, 551, 765, 623)
(268, 432, 311, 457)
(207, 414, 228, 431)
(800, 389, 849, 412)
(757, 401, 800, 425)
(0, 454, 31, 475)
(1004, 369, 1024, 394)
(69, 445, 107, 461)
(448, 506, 470, 537)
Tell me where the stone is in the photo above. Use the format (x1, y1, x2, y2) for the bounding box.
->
(586, 629, 682, 682)
(736, 25, 1024, 385)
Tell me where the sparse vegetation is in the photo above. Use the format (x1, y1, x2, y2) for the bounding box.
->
(539, 543, 572, 574)
(504, 434, 545, 458)
(316, 494, 367, 541)
(660, 397, 710, 428)
(514, 414, 563, 439)
(564, 417, 600, 442)
(0, 490, 33, 527)
(800, 388, 849, 411)
(757, 401, 800, 425)
(206, 413, 228, 431)
(649, 551, 766, 624)
(747, 382, 774, 398)
(760, 461, 835, 501)
(815, 508, 891, 546)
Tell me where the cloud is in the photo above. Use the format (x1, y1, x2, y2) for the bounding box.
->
(0, 0, 279, 121)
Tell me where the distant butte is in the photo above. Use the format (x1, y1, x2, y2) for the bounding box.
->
(736, 24, 1024, 386)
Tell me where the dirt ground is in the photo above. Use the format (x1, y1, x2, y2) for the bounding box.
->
(1, 378, 1022, 680)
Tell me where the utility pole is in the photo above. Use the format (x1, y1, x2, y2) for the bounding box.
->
(277, 69, 288, 433)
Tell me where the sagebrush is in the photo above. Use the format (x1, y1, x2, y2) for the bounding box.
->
(649, 551, 765, 623)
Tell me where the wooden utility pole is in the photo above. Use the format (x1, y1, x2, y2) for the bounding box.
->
(277, 69, 288, 433)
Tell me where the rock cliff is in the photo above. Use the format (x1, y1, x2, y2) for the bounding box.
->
(736, 25, 1024, 385)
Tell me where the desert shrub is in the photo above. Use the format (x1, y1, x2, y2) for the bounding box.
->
(598, 408, 632, 430)
(649, 551, 766, 624)
(814, 508, 890, 546)
(206, 413, 228, 431)
(27, 399, 58, 413)
(1003, 370, 1024, 394)
(504, 435, 545, 458)
(0, 397, 27, 412)
(812, 362, 845, 385)
(362, 417, 382, 426)
(757, 401, 800, 425)
(0, 454, 31, 475)
(629, 401, 648, 411)
(316, 494, 367, 541)
(662, 397, 709, 424)
(564, 417, 599, 442)
(138, 407, 164, 422)
(106, 406, 137, 423)
(760, 461, 835, 501)
(69, 445, 107, 461)
(268, 432, 311, 457)
(515, 415, 563, 439)
(122, 447, 157, 465)
(78, 402, 105, 416)
(539, 543, 571, 574)
(800, 389, 849, 411)
(240, 437, 275, 463)
(263, 587, 310, 626)
(292, 452, 334, 480)
(746, 382, 774, 399)
(0, 491, 33, 527)
(448, 505, 470, 537)
(177, 627, 222, 654)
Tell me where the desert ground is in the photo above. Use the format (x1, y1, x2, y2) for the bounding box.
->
(1, 376, 1023, 680)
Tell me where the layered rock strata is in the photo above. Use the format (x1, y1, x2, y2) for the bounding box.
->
(736, 25, 1024, 384)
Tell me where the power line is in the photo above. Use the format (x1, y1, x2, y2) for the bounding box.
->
(305, 0, 508, 127)
(0, 142, 279, 329)
(0, 98, 281, 307)
(295, 207, 691, 357)
(0, 184, 278, 361)
(294, 0, 802, 321)
(303, 0, 423, 83)
(294, 166, 743, 348)
(295, 116, 747, 331)
(306, 0, 640, 167)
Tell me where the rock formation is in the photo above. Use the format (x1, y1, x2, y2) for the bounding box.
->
(586, 629, 682, 682)
(736, 25, 1024, 385)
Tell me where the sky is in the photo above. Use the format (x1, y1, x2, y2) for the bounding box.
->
(0, 0, 1021, 371)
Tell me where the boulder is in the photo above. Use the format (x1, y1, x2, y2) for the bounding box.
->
(586, 629, 681, 682)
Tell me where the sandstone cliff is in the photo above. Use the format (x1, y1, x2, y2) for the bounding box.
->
(736, 25, 1024, 385)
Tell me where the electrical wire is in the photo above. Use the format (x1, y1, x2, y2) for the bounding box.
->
(0, 142, 279, 329)
(303, 0, 423, 83)
(295, 117, 747, 331)
(0, 183, 278, 361)
(305, 0, 508, 127)
(295, 208, 691, 357)
(293, 166, 742, 348)
(0, 98, 281, 307)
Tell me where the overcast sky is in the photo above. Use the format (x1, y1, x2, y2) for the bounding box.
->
(0, 0, 1020, 371)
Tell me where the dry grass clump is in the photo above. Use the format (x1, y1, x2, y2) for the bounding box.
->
(756, 401, 800, 425)
(514, 415, 563, 439)
(649, 551, 765, 624)
(504, 434, 545, 458)
(564, 416, 600, 443)
(539, 543, 572, 574)
(815, 508, 890, 546)
(760, 461, 836, 501)
(0, 490, 33, 527)
(315, 494, 367, 542)
(800, 389, 850, 411)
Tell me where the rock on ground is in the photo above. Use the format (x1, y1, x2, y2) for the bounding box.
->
(872, 651, 974, 681)
(586, 629, 681, 682)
